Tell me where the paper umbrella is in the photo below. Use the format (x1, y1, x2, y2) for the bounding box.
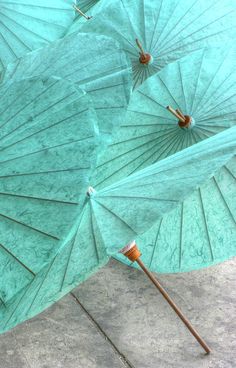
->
(80, 0, 236, 88)
(95, 47, 236, 186)
(0, 76, 99, 307)
(91, 47, 236, 273)
(0, 0, 74, 74)
(0, 120, 235, 354)
(1, 32, 132, 146)
(0, 0, 235, 355)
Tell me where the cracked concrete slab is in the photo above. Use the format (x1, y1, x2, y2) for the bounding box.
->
(73, 258, 236, 368)
(0, 258, 235, 368)
(0, 295, 126, 368)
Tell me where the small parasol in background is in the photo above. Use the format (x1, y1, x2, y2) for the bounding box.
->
(94, 47, 236, 187)
(1, 32, 132, 146)
(0, 0, 74, 74)
(80, 0, 236, 88)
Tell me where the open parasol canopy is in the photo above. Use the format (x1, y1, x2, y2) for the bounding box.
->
(94, 47, 236, 188)
(2, 32, 132, 146)
(89, 128, 236, 255)
(116, 155, 236, 273)
(92, 47, 236, 272)
(1, 1, 235, 351)
(80, 0, 236, 88)
(0, 76, 99, 310)
(1, 127, 235, 334)
(0, 0, 74, 74)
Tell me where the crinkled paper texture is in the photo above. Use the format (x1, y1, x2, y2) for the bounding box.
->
(0, 0, 74, 74)
(80, 0, 236, 88)
(2, 32, 132, 147)
(0, 76, 104, 332)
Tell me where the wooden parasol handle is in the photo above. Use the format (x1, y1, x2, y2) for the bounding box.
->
(120, 242, 211, 354)
(166, 106, 185, 123)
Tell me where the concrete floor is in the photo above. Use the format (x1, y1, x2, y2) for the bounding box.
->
(0, 258, 235, 368)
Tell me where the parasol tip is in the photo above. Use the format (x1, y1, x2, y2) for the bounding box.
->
(119, 241, 141, 262)
(87, 186, 96, 196)
(73, 4, 92, 20)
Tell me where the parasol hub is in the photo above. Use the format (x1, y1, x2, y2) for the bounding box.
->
(178, 115, 195, 129)
(166, 106, 195, 129)
(119, 240, 141, 262)
(136, 38, 153, 65)
(139, 53, 153, 65)
(87, 186, 96, 197)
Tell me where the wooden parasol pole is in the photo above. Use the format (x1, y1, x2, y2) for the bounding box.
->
(120, 241, 211, 354)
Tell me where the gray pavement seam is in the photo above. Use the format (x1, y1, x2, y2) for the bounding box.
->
(70, 292, 136, 368)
